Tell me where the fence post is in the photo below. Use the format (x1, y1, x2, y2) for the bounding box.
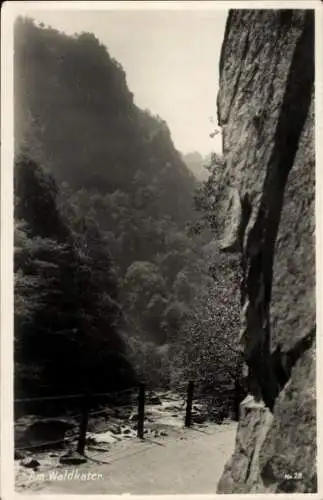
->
(185, 381, 194, 428)
(77, 393, 89, 455)
(137, 383, 145, 439)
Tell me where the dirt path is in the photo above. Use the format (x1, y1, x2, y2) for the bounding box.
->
(17, 422, 237, 494)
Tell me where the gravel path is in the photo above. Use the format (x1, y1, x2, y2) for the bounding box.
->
(17, 422, 237, 494)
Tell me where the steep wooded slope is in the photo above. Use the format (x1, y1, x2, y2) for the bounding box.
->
(14, 17, 196, 228)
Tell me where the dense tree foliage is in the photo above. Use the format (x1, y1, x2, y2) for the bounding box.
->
(13, 17, 203, 399)
(14, 17, 196, 226)
(169, 243, 243, 394)
(14, 155, 136, 400)
(14, 17, 242, 419)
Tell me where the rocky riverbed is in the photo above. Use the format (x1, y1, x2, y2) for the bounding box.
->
(15, 390, 226, 491)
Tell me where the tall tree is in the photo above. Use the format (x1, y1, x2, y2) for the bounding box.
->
(14, 155, 135, 399)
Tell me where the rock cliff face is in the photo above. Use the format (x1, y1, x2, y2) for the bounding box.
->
(216, 10, 316, 493)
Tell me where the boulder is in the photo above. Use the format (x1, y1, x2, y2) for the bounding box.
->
(114, 408, 131, 420)
(163, 404, 181, 412)
(87, 430, 118, 445)
(216, 10, 315, 493)
(151, 429, 168, 438)
(15, 415, 39, 448)
(147, 395, 162, 405)
(85, 436, 97, 446)
(87, 417, 108, 433)
(109, 424, 122, 435)
(192, 414, 207, 425)
(14, 449, 26, 460)
(20, 458, 40, 470)
(18, 418, 75, 449)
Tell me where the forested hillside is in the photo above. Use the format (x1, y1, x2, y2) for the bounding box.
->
(14, 17, 241, 406)
(14, 17, 196, 226)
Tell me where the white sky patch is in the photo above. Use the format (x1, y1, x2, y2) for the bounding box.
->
(18, 9, 227, 155)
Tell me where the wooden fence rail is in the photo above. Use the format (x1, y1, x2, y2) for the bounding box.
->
(14, 380, 241, 455)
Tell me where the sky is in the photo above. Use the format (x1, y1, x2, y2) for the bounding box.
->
(20, 6, 228, 155)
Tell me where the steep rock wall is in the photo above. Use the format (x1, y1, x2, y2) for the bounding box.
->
(216, 10, 316, 493)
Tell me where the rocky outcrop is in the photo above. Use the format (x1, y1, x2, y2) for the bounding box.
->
(216, 10, 316, 493)
(15, 418, 76, 450)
